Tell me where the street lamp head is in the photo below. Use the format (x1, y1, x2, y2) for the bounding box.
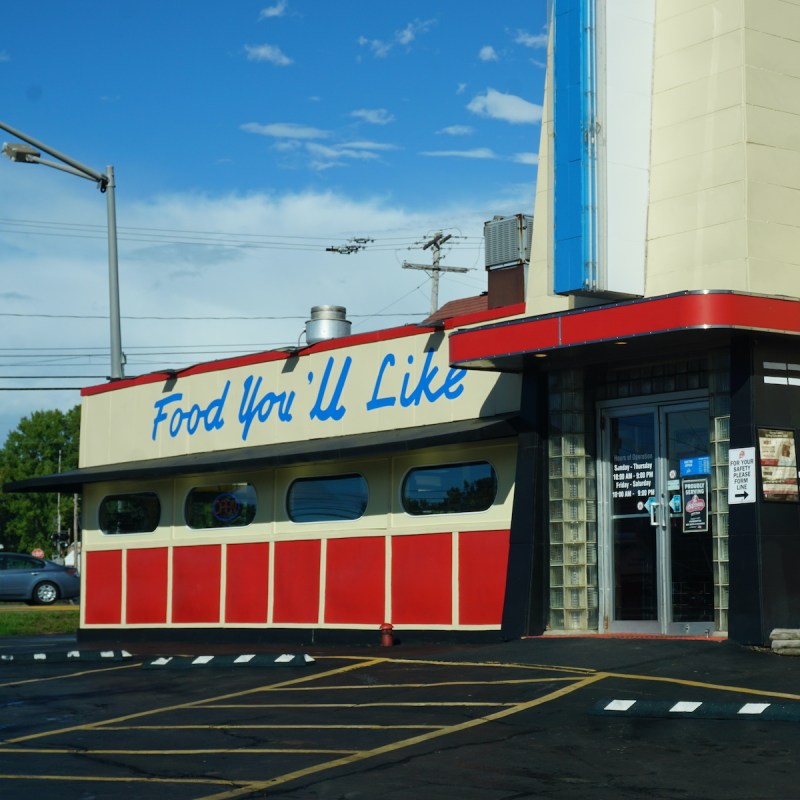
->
(2, 141, 41, 162)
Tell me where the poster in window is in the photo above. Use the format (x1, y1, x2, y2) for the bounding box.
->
(612, 453, 655, 516)
(758, 428, 799, 502)
(681, 477, 709, 533)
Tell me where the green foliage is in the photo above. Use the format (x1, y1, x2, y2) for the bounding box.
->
(0, 606, 79, 636)
(0, 407, 80, 554)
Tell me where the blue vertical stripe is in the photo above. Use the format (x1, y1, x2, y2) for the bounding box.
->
(553, 0, 598, 295)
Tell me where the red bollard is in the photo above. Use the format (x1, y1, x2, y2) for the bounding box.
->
(380, 622, 394, 647)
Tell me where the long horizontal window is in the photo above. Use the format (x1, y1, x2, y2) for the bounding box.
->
(99, 492, 161, 534)
(402, 461, 497, 515)
(287, 474, 368, 523)
(184, 483, 257, 529)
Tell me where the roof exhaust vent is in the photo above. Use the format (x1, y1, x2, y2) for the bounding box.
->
(305, 305, 351, 345)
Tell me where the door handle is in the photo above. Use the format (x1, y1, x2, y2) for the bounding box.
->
(649, 501, 660, 527)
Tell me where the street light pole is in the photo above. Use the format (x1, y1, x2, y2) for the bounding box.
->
(0, 121, 125, 380)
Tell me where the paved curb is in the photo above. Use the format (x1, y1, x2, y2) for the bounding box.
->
(592, 698, 800, 721)
(142, 653, 316, 668)
(0, 650, 133, 663)
(0, 650, 316, 667)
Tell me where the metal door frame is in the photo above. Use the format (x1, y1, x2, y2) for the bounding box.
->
(597, 391, 710, 635)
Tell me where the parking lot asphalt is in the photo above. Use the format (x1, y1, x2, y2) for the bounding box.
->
(0, 634, 798, 799)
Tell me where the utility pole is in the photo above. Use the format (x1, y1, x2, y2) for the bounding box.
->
(402, 232, 470, 316)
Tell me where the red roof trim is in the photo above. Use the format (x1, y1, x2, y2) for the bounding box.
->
(449, 292, 800, 365)
(81, 302, 525, 397)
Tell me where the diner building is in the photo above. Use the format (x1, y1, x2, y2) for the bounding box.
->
(8, 0, 800, 646)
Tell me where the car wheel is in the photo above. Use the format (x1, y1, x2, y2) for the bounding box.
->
(33, 581, 59, 605)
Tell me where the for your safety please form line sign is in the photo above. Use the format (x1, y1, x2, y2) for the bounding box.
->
(729, 447, 756, 504)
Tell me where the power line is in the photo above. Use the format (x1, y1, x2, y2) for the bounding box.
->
(0, 311, 427, 321)
(0, 216, 483, 252)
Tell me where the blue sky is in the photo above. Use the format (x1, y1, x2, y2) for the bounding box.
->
(0, 1, 549, 442)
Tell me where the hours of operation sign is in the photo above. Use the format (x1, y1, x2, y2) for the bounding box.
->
(728, 447, 756, 505)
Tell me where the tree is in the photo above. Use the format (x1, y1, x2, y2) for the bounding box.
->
(0, 406, 80, 554)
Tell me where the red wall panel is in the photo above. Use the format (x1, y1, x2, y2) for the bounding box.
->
(272, 539, 321, 624)
(225, 542, 270, 623)
(392, 533, 453, 625)
(126, 547, 169, 624)
(458, 530, 510, 625)
(172, 545, 222, 623)
(325, 537, 385, 624)
(84, 550, 122, 625)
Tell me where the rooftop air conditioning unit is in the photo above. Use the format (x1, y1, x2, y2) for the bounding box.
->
(484, 214, 532, 269)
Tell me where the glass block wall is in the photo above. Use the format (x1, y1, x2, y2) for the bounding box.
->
(548, 369, 598, 631)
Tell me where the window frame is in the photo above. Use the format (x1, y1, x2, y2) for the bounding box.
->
(98, 491, 162, 535)
(400, 460, 498, 517)
(286, 472, 369, 524)
(183, 482, 259, 531)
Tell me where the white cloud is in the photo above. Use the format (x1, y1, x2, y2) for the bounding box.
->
(350, 108, 395, 125)
(306, 143, 380, 162)
(0, 169, 534, 442)
(513, 152, 539, 165)
(358, 18, 435, 57)
(467, 88, 542, 124)
(305, 140, 397, 171)
(245, 44, 293, 66)
(396, 19, 435, 45)
(515, 29, 549, 48)
(456, 83, 467, 95)
(241, 122, 329, 139)
(479, 46, 498, 62)
(259, 0, 287, 19)
(420, 148, 497, 159)
(0, 51, 10, 63)
(437, 125, 474, 136)
(357, 36, 392, 58)
(340, 141, 399, 152)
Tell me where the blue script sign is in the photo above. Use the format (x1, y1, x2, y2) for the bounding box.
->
(151, 350, 467, 443)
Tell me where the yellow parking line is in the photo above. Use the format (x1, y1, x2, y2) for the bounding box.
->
(194, 672, 608, 800)
(201, 702, 516, 708)
(606, 671, 800, 701)
(0, 747, 358, 755)
(0, 773, 237, 787)
(3, 656, 386, 745)
(264, 676, 580, 690)
(0, 661, 142, 689)
(320, 655, 597, 674)
(99, 724, 447, 730)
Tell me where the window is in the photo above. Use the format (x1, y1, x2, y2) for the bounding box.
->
(402, 461, 497, 515)
(99, 492, 161, 534)
(0, 555, 44, 570)
(287, 474, 368, 523)
(184, 483, 257, 529)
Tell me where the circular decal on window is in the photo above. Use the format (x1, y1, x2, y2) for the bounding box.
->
(212, 492, 241, 523)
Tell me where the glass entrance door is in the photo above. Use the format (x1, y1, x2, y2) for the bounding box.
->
(600, 401, 714, 635)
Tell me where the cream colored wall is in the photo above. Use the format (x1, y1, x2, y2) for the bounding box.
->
(79, 329, 522, 468)
(525, 21, 573, 316)
(527, 0, 800, 306)
(80, 440, 518, 549)
(648, 0, 800, 297)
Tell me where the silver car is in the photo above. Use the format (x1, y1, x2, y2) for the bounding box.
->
(0, 552, 80, 605)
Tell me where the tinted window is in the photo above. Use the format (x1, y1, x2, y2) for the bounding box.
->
(99, 492, 161, 534)
(402, 461, 497, 515)
(184, 483, 257, 529)
(0, 555, 44, 570)
(287, 474, 368, 523)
